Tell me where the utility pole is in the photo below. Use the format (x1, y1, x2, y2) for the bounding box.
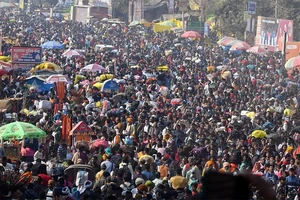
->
(275, 0, 278, 19)
(282, 31, 287, 65)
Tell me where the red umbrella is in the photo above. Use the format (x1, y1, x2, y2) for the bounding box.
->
(171, 98, 182, 105)
(0, 69, 8, 76)
(247, 46, 267, 55)
(92, 137, 109, 148)
(230, 41, 250, 50)
(181, 31, 201, 38)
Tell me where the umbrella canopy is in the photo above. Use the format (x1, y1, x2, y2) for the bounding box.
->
(0, 122, 46, 140)
(41, 41, 64, 49)
(285, 56, 300, 70)
(247, 46, 268, 55)
(171, 98, 182, 105)
(221, 39, 240, 46)
(0, 56, 11, 62)
(31, 62, 62, 73)
(62, 49, 81, 57)
(251, 130, 267, 139)
(230, 41, 250, 50)
(101, 80, 119, 92)
(80, 64, 107, 73)
(92, 138, 109, 148)
(0, 2, 15, 8)
(0, 69, 8, 77)
(129, 21, 140, 27)
(64, 164, 95, 182)
(139, 155, 154, 164)
(93, 82, 103, 89)
(181, 31, 201, 38)
(217, 37, 236, 45)
(112, 93, 126, 103)
(46, 74, 71, 83)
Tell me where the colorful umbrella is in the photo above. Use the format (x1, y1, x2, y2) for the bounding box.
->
(62, 49, 81, 57)
(41, 41, 64, 49)
(230, 41, 250, 50)
(251, 130, 267, 139)
(221, 39, 240, 46)
(285, 56, 300, 70)
(171, 98, 182, 105)
(0, 122, 46, 140)
(217, 37, 236, 45)
(80, 64, 107, 73)
(247, 46, 267, 55)
(46, 74, 71, 83)
(181, 31, 201, 38)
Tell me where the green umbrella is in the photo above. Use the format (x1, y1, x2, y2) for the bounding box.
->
(0, 122, 46, 140)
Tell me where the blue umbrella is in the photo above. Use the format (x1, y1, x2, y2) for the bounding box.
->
(223, 59, 229, 65)
(247, 65, 255, 70)
(101, 80, 120, 92)
(41, 41, 64, 49)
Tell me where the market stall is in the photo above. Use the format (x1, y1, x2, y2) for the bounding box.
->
(69, 121, 94, 145)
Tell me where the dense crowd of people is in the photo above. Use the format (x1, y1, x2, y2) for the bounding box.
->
(0, 8, 299, 200)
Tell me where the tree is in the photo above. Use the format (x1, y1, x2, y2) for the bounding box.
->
(213, 0, 247, 38)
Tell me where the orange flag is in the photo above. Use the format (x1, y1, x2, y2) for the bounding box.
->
(62, 115, 72, 141)
(56, 82, 65, 102)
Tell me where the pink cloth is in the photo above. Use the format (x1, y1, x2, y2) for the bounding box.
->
(21, 147, 35, 156)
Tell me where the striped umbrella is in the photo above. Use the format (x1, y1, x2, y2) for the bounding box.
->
(285, 56, 300, 70)
(217, 37, 235, 45)
(220, 38, 240, 46)
(230, 41, 250, 50)
(247, 46, 267, 55)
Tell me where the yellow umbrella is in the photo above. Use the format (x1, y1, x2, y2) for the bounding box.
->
(246, 111, 256, 120)
(157, 66, 168, 71)
(35, 62, 62, 71)
(221, 71, 231, 79)
(0, 56, 11, 62)
(74, 75, 86, 84)
(139, 155, 154, 164)
(93, 82, 103, 89)
(251, 130, 267, 139)
(99, 74, 114, 81)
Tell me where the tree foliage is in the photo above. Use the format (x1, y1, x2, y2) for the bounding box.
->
(207, 0, 300, 40)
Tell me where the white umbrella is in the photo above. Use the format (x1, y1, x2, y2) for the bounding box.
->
(46, 74, 71, 83)
(80, 64, 107, 73)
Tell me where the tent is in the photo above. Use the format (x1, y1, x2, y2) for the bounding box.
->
(26, 76, 54, 93)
